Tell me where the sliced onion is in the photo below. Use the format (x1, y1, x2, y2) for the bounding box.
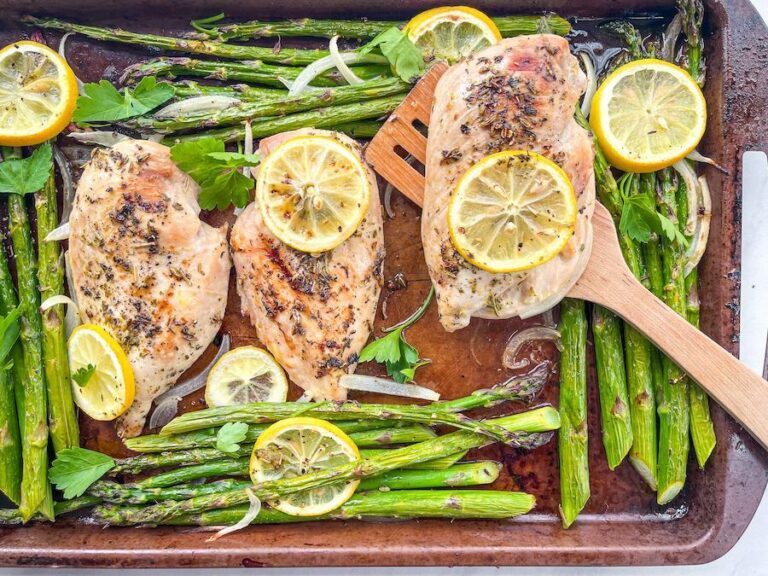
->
(67, 130, 131, 147)
(468, 321, 485, 367)
(684, 175, 712, 276)
(686, 149, 729, 174)
(289, 52, 387, 96)
(673, 159, 700, 236)
(240, 120, 254, 178)
(661, 13, 683, 62)
(44, 221, 70, 242)
(53, 145, 75, 223)
(40, 294, 78, 313)
(503, 326, 562, 370)
(340, 374, 440, 401)
(153, 96, 241, 119)
(59, 145, 93, 168)
(382, 182, 395, 219)
(329, 36, 364, 85)
(579, 52, 597, 117)
(207, 489, 261, 542)
(541, 308, 556, 328)
(148, 334, 231, 429)
(58, 32, 85, 95)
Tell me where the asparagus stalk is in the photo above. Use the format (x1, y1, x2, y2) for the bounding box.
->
(0, 222, 26, 507)
(591, 305, 633, 469)
(358, 449, 468, 470)
(6, 163, 49, 521)
(655, 169, 691, 505)
(164, 95, 404, 145)
(111, 446, 250, 475)
(678, 0, 715, 469)
(191, 14, 571, 41)
(91, 478, 251, 504)
(0, 495, 100, 524)
(172, 81, 286, 101)
(558, 299, 589, 528)
(122, 57, 388, 89)
(23, 16, 391, 67)
(0, 365, 20, 505)
(92, 407, 559, 524)
(125, 422, 433, 453)
(36, 173, 79, 453)
(134, 77, 409, 133)
(163, 367, 548, 434)
(358, 461, 500, 491)
(132, 458, 249, 489)
(95, 490, 536, 526)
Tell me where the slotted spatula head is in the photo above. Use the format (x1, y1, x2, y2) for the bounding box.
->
(365, 62, 448, 207)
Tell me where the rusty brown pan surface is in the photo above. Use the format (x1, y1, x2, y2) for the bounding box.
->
(0, 0, 767, 568)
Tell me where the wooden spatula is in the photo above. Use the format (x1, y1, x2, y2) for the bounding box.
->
(366, 64, 768, 451)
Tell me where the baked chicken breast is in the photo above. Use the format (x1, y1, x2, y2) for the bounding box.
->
(69, 140, 231, 437)
(422, 35, 595, 332)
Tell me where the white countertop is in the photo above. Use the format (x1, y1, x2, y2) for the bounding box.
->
(3, 1, 768, 573)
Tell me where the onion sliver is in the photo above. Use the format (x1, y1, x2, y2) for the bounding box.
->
(58, 32, 85, 95)
(684, 175, 712, 276)
(289, 52, 387, 96)
(661, 13, 683, 62)
(207, 489, 261, 542)
(53, 145, 75, 224)
(686, 149, 729, 174)
(330, 36, 364, 85)
(63, 250, 81, 336)
(44, 221, 70, 242)
(503, 326, 562, 371)
(340, 374, 440, 401)
(67, 130, 131, 147)
(153, 96, 241, 119)
(579, 52, 597, 117)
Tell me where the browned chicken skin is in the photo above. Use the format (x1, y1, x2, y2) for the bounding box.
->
(231, 129, 384, 401)
(422, 35, 595, 332)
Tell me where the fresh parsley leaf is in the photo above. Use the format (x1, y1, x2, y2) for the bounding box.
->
(72, 364, 97, 387)
(0, 306, 21, 364)
(619, 194, 688, 246)
(49, 447, 115, 499)
(0, 143, 52, 195)
(358, 287, 434, 382)
(216, 422, 249, 453)
(359, 27, 425, 82)
(73, 76, 174, 124)
(171, 138, 260, 210)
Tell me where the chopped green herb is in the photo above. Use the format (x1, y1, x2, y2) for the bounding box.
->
(359, 27, 425, 82)
(49, 447, 115, 499)
(618, 175, 688, 246)
(72, 364, 97, 387)
(0, 143, 52, 195)
(171, 137, 260, 210)
(358, 286, 433, 383)
(73, 76, 174, 124)
(216, 422, 249, 453)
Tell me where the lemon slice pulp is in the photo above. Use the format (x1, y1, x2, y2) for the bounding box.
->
(447, 150, 578, 274)
(250, 417, 360, 516)
(256, 134, 370, 254)
(205, 345, 289, 407)
(405, 6, 501, 64)
(68, 324, 135, 421)
(590, 58, 707, 173)
(0, 41, 78, 146)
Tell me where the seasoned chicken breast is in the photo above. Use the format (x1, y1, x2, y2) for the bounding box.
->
(422, 35, 595, 332)
(69, 140, 231, 438)
(231, 129, 384, 401)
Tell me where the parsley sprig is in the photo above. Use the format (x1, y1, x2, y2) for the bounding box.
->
(359, 27, 425, 83)
(0, 143, 53, 195)
(618, 173, 687, 246)
(215, 422, 249, 453)
(171, 137, 260, 210)
(72, 364, 97, 387)
(73, 77, 174, 124)
(49, 447, 115, 499)
(358, 286, 434, 383)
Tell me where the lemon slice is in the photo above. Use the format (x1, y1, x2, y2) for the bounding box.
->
(68, 324, 135, 421)
(205, 346, 288, 407)
(250, 417, 360, 516)
(448, 150, 577, 274)
(256, 134, 370, 254)
(405, 6, 501, 64)
(590, 58, 707, 173)
(0, 41, 78, 146)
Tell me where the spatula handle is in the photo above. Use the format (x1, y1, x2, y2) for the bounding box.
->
(589, 270, 768, 451)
